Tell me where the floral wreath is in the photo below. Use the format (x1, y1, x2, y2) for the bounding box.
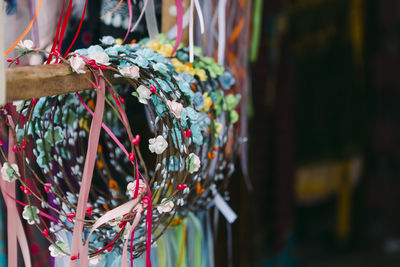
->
(2, 35, 240, 266)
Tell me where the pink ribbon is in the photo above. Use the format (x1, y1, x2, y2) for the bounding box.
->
(0, 117, 32, 267)
(171, 0, 184, 57)
(122, 0, 133, 44)
(79, 198, 141, 266)
(69, 73, 105, 267)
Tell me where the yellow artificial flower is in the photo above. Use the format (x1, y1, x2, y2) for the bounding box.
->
(147, 40, 162, 52)
(158, 44, 173, 57)
(115, 38, 123, 45)
(194, 68, 208, 81)
(214, 122, 223, 137)
(183, 65, 196, 75)
(203, 93, 213, 112)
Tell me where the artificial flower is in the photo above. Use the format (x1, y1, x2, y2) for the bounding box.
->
(88, 51, 110, 65)
(1, 162, 19, 182)
(127, 180, 147, 198)
(148, 135, 168, 154)
(136, 85, 152, 104)
(147, 40, 162, 52)
(157, 199, 174, 213)
(120, 65, 140, 79)
(100, 36, 116, 46)
(219, 71, 235, 89)
(194, 68, 207, 81)
(18, 39, 34, 50)
(153, 62, 169, 75)
(203, 93, 213, 112)
(188, 153, 201, 173)
(89, 255, 102, 266)
(22, 205, 40, 225)
(158, 44, 173, 57)
(69, 55, 86, 74)
(167, 100, 183, 118)
(193, 92, 204, 111)
(49, 241, 69, 257)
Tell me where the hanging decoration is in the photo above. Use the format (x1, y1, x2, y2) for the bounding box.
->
(1, 33, 240, 266)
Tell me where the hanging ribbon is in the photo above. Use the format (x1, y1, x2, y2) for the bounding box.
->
(250, 0, 263, 62)
(4, 0, 43, 56)
(0, 117, 32, 267)
(100, 0, 124, 19)
(69, 73, 105, 267)
(122, 0, 133, 44)
(79, 198, 141, 266)
(64, 0, 87, 56)
(144, 0, 159, 40)
(171, 0, 184, 57)
(188, 0, 194, 62)
(0, 0, 5, 106)
(217, 0, 227, 65)
(169, 0, 204, 59)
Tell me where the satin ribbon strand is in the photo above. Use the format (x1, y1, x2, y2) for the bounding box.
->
(69, 72, 105, 267)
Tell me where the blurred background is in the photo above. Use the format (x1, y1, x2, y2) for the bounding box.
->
(224, 0, 400, 266)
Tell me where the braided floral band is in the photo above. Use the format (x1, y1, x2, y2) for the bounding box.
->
(2, 35, 239, 266)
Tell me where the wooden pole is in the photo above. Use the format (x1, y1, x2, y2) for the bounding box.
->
(5, 64, 124, 102)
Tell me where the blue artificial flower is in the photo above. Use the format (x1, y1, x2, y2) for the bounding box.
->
(136, 47, 156, 61)
(196, 113, 211, 129)
(151, 94, 166, 116)
(155, 78, 171, 93)
(181, 73, 195, 83)
(163, 156, 180, 171)
(153, 62, 169, 75)
(190, 124, 203, 146)
(171, 126, 183, 148)
(74, 48, 88, 56)
(132, 55, 149, 68)
(176, 50, 189, 62)
(100, 36, 116, 46)
(181, 107, 199, 124)
(87, 45, 104, 56)
(105, 47, 118, 57)
(177, 80, 195, 101)
(193, 92, 204, 111)
(219, 71, 235, 90)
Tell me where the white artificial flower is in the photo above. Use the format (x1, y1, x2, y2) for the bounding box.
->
(120, 65, 140, 79)
(148, 135, 168, 154)
(100, 36, 116, 45)
(157, 199, 174, 213)
(167, 100, 183, 118)
(69, 55, 86, 74)
(18, 39, 34, 50)
(1, 163, 20, 182)
(88, 51, 110, 65)
(136, 85, 152, 104)
(89, 255, 103, 266)
(189, 153, 201, 172)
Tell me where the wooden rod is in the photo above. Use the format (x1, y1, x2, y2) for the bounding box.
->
(6, 64, 124, 102)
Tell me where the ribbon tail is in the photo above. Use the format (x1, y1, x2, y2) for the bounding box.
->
(217, 0, 227, 65)
(144, 0, 159, 39)
(69, 75, 105, 267)
(171, 0, 184, 56)
(189, 0, 194, 62)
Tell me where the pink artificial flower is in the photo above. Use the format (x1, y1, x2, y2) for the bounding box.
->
(69, 55, 86, 74)
(167, 100, 183, 118)
(120, 65, 140, 79)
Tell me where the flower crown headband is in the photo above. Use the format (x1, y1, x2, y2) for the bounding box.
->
(2, 35, 239, 266)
